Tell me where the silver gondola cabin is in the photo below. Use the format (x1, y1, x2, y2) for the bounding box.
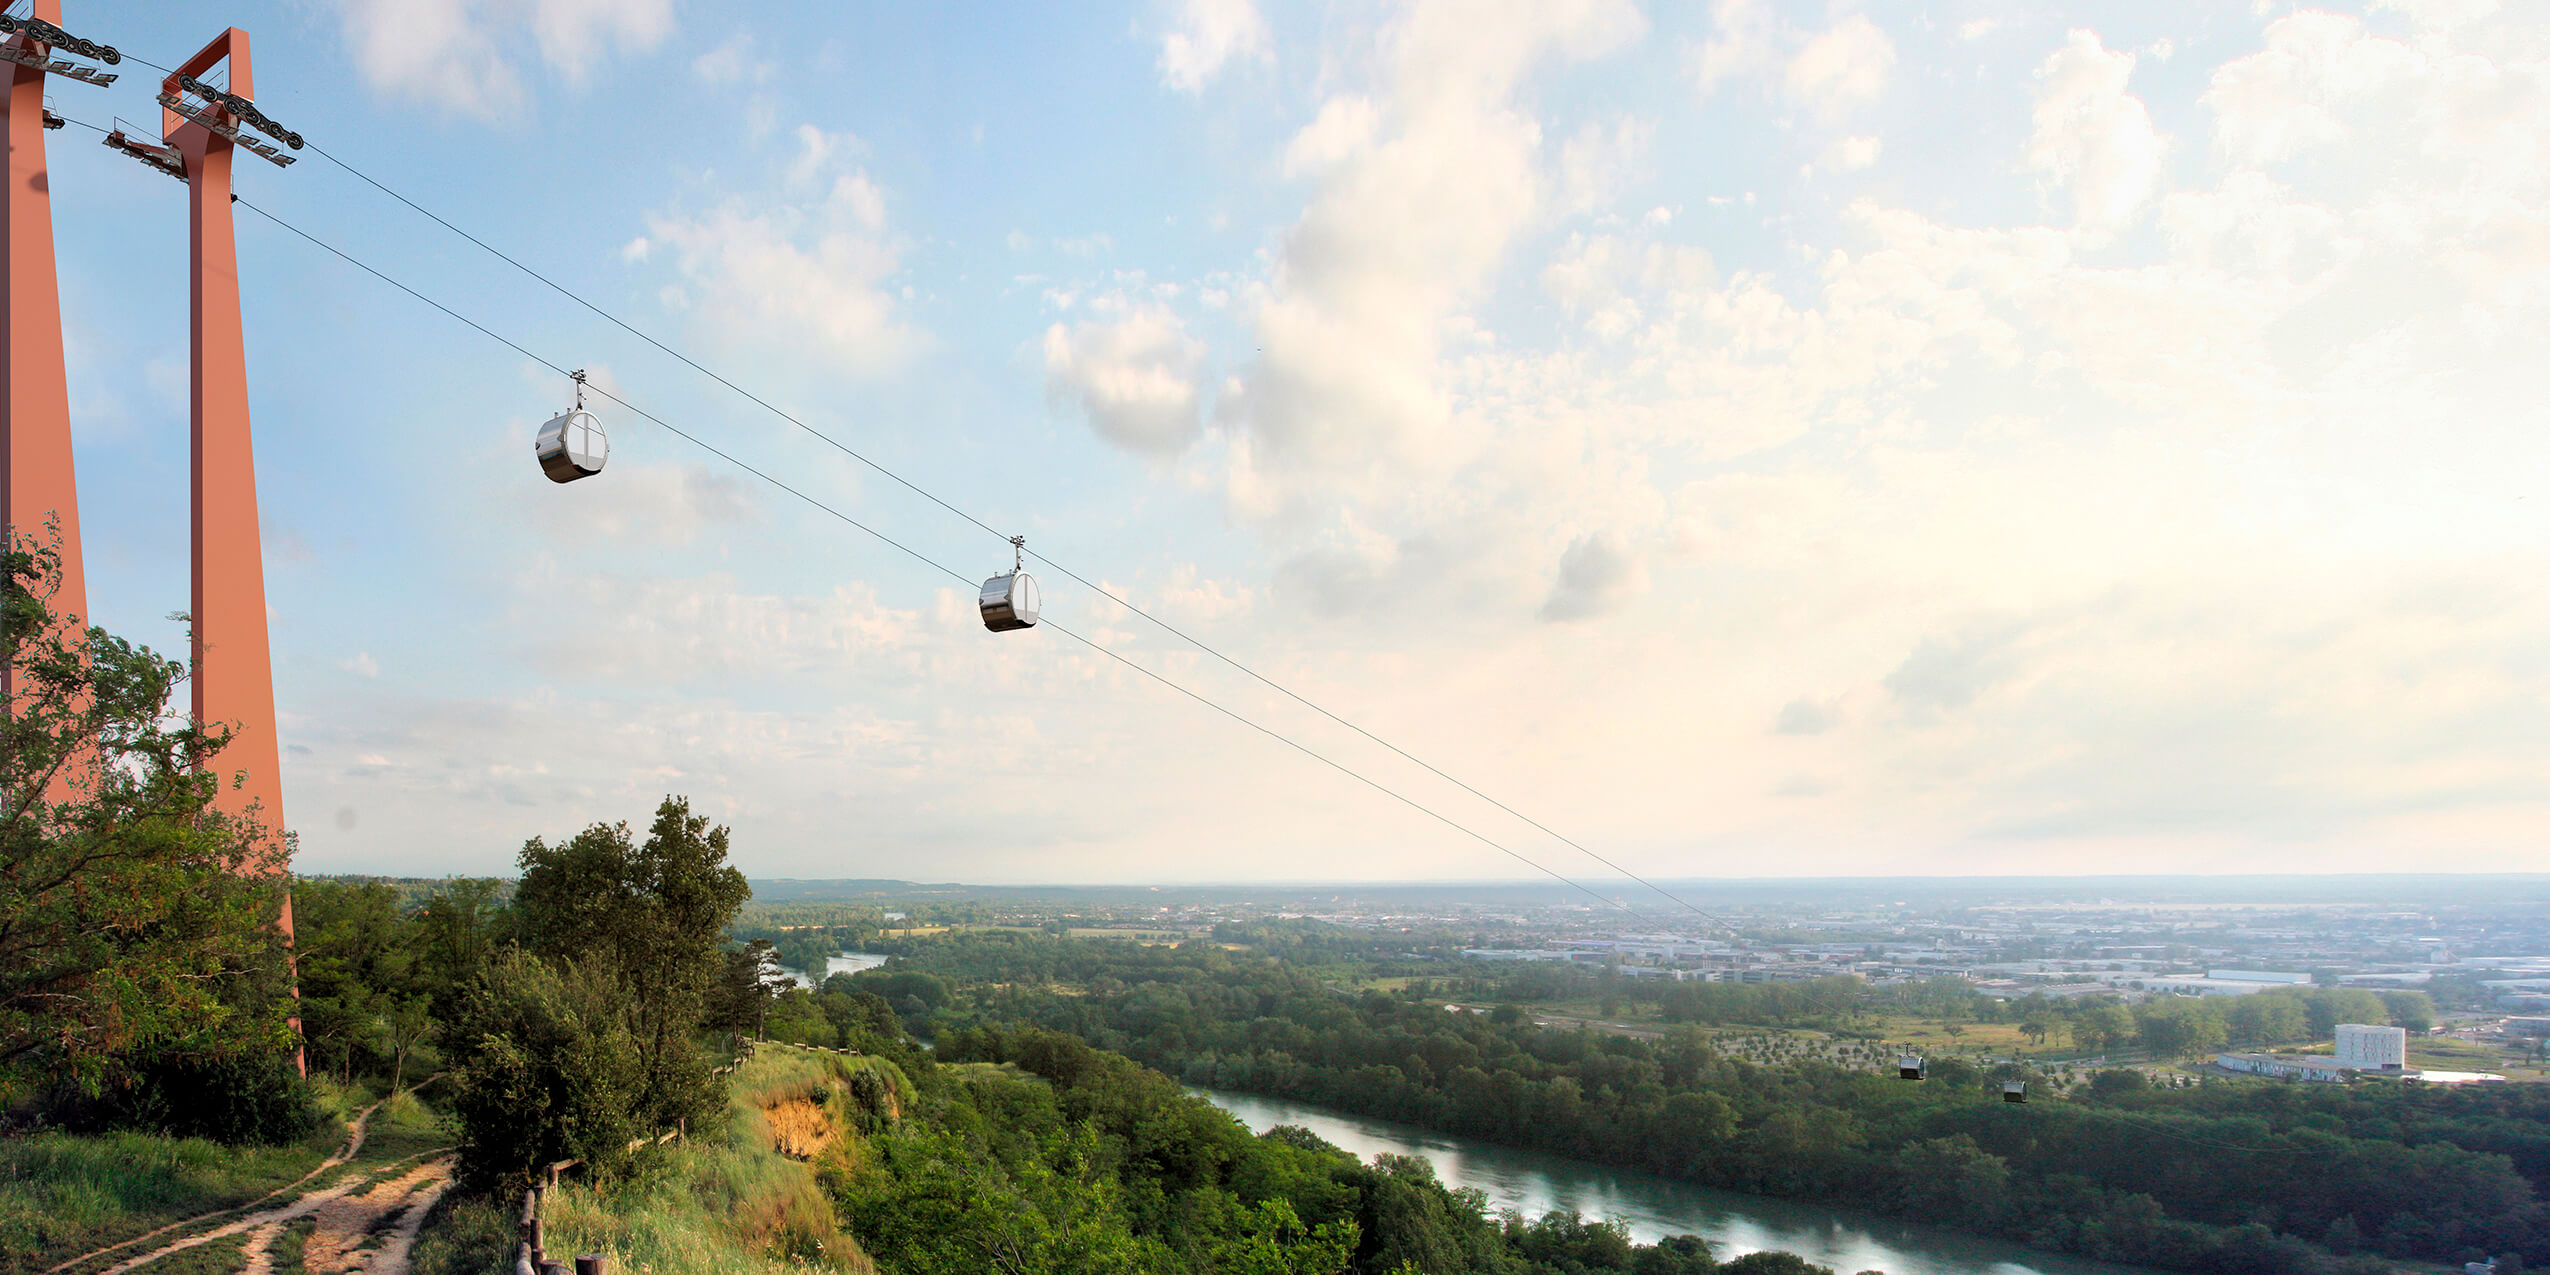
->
(1897, 1055, 1925, 1081)
(535, 369, 608, 483)
(980, 535, 1041, 632)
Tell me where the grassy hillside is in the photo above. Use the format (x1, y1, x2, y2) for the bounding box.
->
(413, 1045, 897, 1275)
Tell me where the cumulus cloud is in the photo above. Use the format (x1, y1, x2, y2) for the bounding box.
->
(693, 35, 774, 85)
(1692, 4, 1895, 119)
(325, 0, 673, 118)
(1786, 17, 1895, 120)
(1559, 117, 1656, 215)
(1044, 304, 1207, 455)
(293, 5, 2550, 878)
(1820, 134, 1882, 173)
(1689, 0, 1777, 93)
(1884, 628, 2021, 718)
(526, 459, 761, 549)
(1774, 698, 1838, 735)
(1538, 532, 1648, 622)
(641, 126, 922, 375)
(1158, 0, 1272, 92)
(2026, 30, 2168, 235)
(1220, 0, 1645, 519)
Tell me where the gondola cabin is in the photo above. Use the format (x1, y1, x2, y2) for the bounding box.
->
(1897, 1056, 1925, 1081)
(2002, 1080, 2028, 1104)
(536, 408, 608, 483)
(980, 570, 1041, 632)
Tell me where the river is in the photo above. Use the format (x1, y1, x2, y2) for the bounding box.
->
(781, 951, 889, 989)
(1197, 1089, 2162, 1275)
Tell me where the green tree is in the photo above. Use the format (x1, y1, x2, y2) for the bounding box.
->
(2076, 1003, 2135, 1055)
(442, 950, 648, 1191)
(412, 876, 507, 1015)
(512, 795, 749, 1130)
(711, 937, 792, 1038)
(0, 532, 297, 1103)
(2376, 990, 2436, 1034)
(2304, 988, 2389, 1037)
(2137, 998, 2227, 1060)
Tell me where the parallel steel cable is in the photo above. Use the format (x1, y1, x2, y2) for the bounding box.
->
(227, 192, 1647, 919)
(88, 57, 1743, 932)
(274, 138, 1744, 934)
(157, 125, 2315, 1161)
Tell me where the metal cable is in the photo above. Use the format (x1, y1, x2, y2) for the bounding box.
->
(277, 138, 1744, 934)
(150, 126, 2312, 1160)
(228, 192, 1646, 919)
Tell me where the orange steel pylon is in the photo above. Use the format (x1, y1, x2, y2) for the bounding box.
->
(1, 0, 88, 654)
(161, 30, 294, 946)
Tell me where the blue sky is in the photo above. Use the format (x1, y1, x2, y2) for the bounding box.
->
(40, 0, 2550, 882)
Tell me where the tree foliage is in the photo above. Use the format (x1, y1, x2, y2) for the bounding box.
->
(883, 929, 2550, 1273)
(438, 796, 751, 1188)
(441, 950, 648, 1191)
(0, 532, 297, 1105)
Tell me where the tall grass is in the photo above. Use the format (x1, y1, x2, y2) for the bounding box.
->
(525, 1046, 900, 1275)
(0, 1127, 326, 1272)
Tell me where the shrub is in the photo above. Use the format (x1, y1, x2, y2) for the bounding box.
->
(100, 1049, 322, 1146)
(443, 951, 648, 1192)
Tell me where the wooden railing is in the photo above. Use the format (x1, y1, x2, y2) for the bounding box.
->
(511, 1040, 759, 1275)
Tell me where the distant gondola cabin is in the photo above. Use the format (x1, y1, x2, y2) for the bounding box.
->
(536, 408, 608, 483)
(980, 571, 1041, 632)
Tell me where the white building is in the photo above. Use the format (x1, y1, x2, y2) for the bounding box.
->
(2145, 976, 2281, 997)
(2215, 1053, 2351, 1083)
(2335, 1023, 2409, 1071)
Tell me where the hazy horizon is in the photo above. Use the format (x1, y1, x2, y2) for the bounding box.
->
(48, 0, 2546, 883)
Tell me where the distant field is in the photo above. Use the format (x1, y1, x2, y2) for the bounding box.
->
(1067, 928, 1190, 941)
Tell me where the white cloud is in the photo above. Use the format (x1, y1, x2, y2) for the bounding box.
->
(525, 458, 761, 549)
(1774, 698, 1839, 735)
(1220, 0, 1645, 519)
(693, 35, 774, 85)
(1690, 7, 1897, 119)
(1538, 532, 1649, 621)
(1560, 116, 1656, 215)
(1044, 304, 1208, 456)
(1786, 17, 1895, 119)
(2026, 30, 2168, 236)
(1282, 95, 1382, 178)
(1821, 134, 1883, 173)
(283, 2, 2550, 879)
(1690, 0, 1777, 93)
(325, 0, 673, 118)
(641, 127, 921, 375)
(1158, 0, 1273, 92)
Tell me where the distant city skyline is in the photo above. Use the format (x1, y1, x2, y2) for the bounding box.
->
(44, 0, 2550, 882)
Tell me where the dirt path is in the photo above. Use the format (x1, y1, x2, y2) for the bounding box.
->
(296, 1157, 452, 1275)
(236, 1222, 285, 1275)
(47, 1078, 453, 1275)
(364, 1167, 454, 1275)
(86, 1151, 455, 1275)
(42, 1099, 386, 1275)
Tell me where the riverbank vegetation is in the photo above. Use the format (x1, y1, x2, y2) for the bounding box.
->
(0, 538, 1812, 1273)
(843, 926, 2544, 1274)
